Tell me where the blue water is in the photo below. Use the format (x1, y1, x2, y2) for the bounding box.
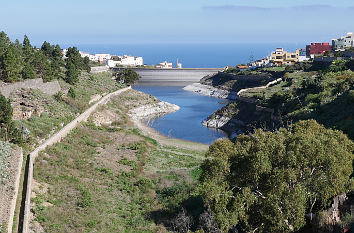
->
(133, 86, 230, 145)
(66, 43, 304, 68)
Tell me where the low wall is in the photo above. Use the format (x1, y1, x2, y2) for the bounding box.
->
(0, 78, 61, 98)
(237, 78, 282, 96)
(0, 146, 23, 233)
(7, 147, 23, 233)
(90, 66, 110, 73)
(21, 86, 131, 233)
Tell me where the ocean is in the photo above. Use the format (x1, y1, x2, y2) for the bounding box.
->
(66, 43, 304, 68)
(72, 43, 305, 144)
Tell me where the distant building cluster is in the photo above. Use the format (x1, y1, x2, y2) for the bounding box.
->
(251, 32, 354, 68)
(74, 50, 183, 69)
(332, 32, 354, 51)
(156, 61, 173, 69)
(107, 55, 144, 67)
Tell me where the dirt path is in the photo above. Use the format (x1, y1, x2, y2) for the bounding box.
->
(21, 87, 131, 233)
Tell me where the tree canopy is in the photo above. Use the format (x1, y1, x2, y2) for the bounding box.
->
(198, 120, 354, 233)
(0, 31, 64, 83)
(0, 94, 13, 126)
(114, 68, 140, 85)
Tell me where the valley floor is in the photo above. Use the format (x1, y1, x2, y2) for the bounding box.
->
(30, 89, 207, 232)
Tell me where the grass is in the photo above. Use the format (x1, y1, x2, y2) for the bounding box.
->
(33, 124, 204, 232)
(15, 72, 123, 149)
(31, 95, 205, 232)
(11, 71, 124, 232)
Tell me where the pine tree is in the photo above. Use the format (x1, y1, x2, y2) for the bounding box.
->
(83, 56, 91, 73)
(41, 41, 53, 58)
(33, 50, 53, 82)
(21, 62, 36, 79)
(65, 60, 79, 84)
(0, 31, 11, 80)
(53, 44, 64, 65)
(22, 35, 33, 59)
(66, 47, 83, 69)
(0, 94, 12, 125)
(1, 44, 22, 82)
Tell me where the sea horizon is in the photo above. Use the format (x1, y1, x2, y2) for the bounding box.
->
(57, 42, 306, 68)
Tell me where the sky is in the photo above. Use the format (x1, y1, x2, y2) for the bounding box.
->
(0, 0, 353, 45)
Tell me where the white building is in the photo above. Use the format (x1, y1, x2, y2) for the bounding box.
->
(298, 48, 310, 62)
(106, 55, 144, 68)
(252, 56, 270, 67)
(94, 54, 111, 63)
(332, 32, 354, 51)
(156, 61, 173, 69)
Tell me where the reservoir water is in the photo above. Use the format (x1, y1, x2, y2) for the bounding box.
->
(133, 85, 229, 145)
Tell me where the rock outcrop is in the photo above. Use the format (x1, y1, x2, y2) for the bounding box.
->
(129, 101, 180, 120)
(183, 83, 237, 100)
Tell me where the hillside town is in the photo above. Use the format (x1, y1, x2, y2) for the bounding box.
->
(251, 32, 354, 68)
(64, 32, 354, 70)
(64, 50, 183, 69)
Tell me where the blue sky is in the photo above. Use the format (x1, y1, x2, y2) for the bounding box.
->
(0, 0, 353, 45)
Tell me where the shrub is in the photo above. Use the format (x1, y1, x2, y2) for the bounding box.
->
(68, 87, 76, 99)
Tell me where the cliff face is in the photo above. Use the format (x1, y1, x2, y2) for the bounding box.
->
(202, 99, 279, 137)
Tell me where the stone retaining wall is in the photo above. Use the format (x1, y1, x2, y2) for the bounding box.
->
(7, 147, 23, 233)
(21, 86, 131, 233)
(90, 66, 110, 73)
(0, 146, 23, 233)
(0, 78, 61, 98)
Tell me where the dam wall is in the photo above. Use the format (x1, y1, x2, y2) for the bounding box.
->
(113, 68, 224, 86)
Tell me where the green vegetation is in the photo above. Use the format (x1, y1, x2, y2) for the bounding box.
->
(114, 68, 141, 85)
(0, 93, 22, 143)
(0, 32, 62, 83)
(200, 72, 276, 93)
(0, 31, 91, 85)
(0, 141, 12, 184)
(241, 70, 354, 139)
(17, 72, 123, 149)
(64, 46, 91, 84)
(197, 120, 353, 232)
(32, 111, 204, 232)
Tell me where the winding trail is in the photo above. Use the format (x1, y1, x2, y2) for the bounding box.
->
(20, 86, 131, 233)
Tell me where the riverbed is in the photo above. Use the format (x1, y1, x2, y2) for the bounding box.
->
(133, 85, 229, 145)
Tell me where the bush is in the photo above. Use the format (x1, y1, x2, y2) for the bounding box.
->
(0, 94, 13, 125)
(114, 68, 140, 85)
(68, 87, 76, 99)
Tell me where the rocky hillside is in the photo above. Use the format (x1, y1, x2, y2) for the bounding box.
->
(204, 69, 354, 140)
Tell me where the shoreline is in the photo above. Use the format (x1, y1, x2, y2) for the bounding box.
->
(128, 98, 209, 151)
(183, 82, 237, 100)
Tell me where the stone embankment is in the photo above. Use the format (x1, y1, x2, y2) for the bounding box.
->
(0, 78, 61, 98)
(90, 66, 110, 73)
(21, 86, 131, 233)
(0, 145, 23, 233)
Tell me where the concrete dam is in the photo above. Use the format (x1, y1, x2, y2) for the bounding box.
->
(113, 68, 224, 86)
